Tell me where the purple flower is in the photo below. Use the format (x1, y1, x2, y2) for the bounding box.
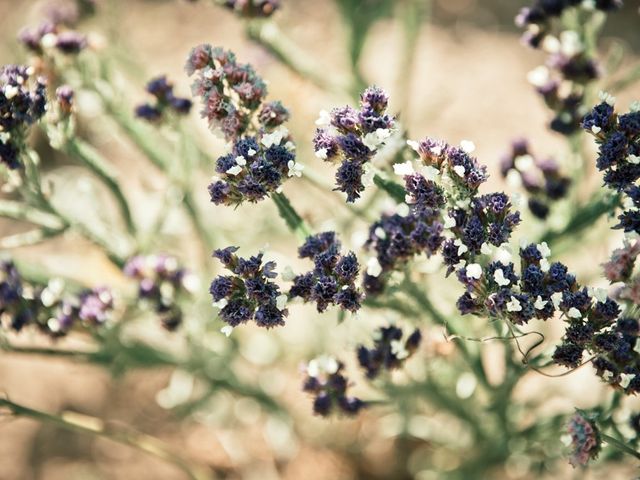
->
(567, 412, 601, 467)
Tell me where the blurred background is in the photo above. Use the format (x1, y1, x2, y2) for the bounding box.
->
(1, 0, 640, 479)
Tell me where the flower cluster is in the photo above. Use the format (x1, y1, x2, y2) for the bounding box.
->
(186, 45, 288, 141)
(210, 247, 288, 329)
(313, 86, 395, 202)
(517, 1, 622, 135)
(1, 260, 114, 336)
(19, 20, 87, 56)
(221, 0, 279, 17)
(582, 98, 640, 233)
(134, 75, 192, 122)
(0, 65, 47, 169)
(363, 170, 446, 295)
(302, 356, 365, 417)
(357, 325, 421, 378)
(289, 232, 363, 313)
(500, 138, 570, 219)
(124, 254, 195, 330)
(208, 129, 301, 206)
(516, 0, 622, 49)
(566, 412, 601, 468)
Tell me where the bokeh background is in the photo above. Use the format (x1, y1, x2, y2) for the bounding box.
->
(1, 0, 640, 479)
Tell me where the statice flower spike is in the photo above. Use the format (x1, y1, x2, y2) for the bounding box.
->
(302, 356, 365, 416)
(210, 247, 288, 329)
(566, 411, 601, 467)
(313, 86, 395, 202)
(0, 65, 47, 169)
(288, 232, 363, 313)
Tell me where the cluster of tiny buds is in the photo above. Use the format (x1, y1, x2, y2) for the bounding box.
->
(500, 138, 570, 219)
(516, 0, 622, 49)
(19, 20, 87, 56)
(210, 247, 288, 332)
(135, 75, 192, 122)
(357, 325, 422, 378)
(288, 232, 363, 313)
(55, 84, 74, 115)
(0, 65, 47, 169)
(313, 86, 395, 202)
(0, 260, 115, 336)
(124, 254, 197, 330)
(208, 129, 302, 206)
(564, 411, 601, 468)
(582, 96, 640, 234)
(186, 44, 288, 141)
(302, 356, 365, 417)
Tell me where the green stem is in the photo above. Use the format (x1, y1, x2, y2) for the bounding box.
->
(0, 398, 212, 480)
(64, 139, 136, 237)
(271, 191, 312, 240)
(373, 174, 406, 204)
(0, 228, 67, 249)
(0, 199, 66, 230)
(601, 433, 640, 460)
(245, 20, 354, 96)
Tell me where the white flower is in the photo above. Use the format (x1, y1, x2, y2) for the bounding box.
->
(493, 268, 510, 287)
(454, 239, 468, 256)
(261, 127, 288, 148)
(630, 101, 640, 113)
(247, 148, 257, 157)
(393, 161, 415, 176)
(374, 227, 387, 239)
(276, 294, 288, 311)
(628, 154, 640, 165)
(460, 140, 475, 153)
(307, 356, 339, 376)
(591, 125, 602, 134)
(0, 132, 10, 144)
(506, 296, 522, 312)
(620, 373, 634, 389)
(315, 110, 331, 127)
(589, 287, 608, 303)
(235, 155, 247, 166)
(466, 263, 482, 279)
(537, 242, 551, 258)
(534, 296, 548, 310)
(287, 160, 304, 177)
(527, 65, 550, 87)
(390, 340, 409, 360)
(540, 258, 550, 272)
(281, 266, 296, 282)
(361, 163, 375, 187)
(514, 154, 534, 171)
(396, 203, 410, 217)
(602, 370, 614, 381)
(226, 165, 242, 176)
(221, 325, 233, 337)
(315, 148, 328, 160)
(505, 170, 522, 188)
(406, 139, 420, 152)
(598, 90, 616, 106)
(567, 307, 582, 319)
(366, 257, 383, 277)
(496, 244, 513, 264)
(481, 243, 493, 255)
(443, 215, 456, 229)
(213, 298, 228, 309)
(420, 165, 440, 181)
(453, 165, 466, 177)
(41, 33, 58, 49)
(3, 85, 18, 100)
(550, 292, 563, 309)
(541, 35, 560, 54)
(559, 30, 583, 57)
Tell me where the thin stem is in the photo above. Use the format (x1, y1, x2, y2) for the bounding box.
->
(0, 228, 67, 249)
(245, 20, 354, 96)
(64, 138, 136, 237)
(1, 344, 94, 360)
(601, 433, 640, 460)
(0, 398, 212, 480)
(271, 191, 312, 241)
(0, 199, 66, 230)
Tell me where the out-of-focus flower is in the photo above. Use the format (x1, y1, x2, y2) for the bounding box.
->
(357, 325, 421, 378)
(302, 356, 365, 417)
(0, 65, 47, 169)
(124, 254, 195, 330)
(134, 75, 192, 122)
(221, 0, 279, 18)
(18, 21, 87, 55)
(500, 138, 570, 219)
(567, 412, 601, 467)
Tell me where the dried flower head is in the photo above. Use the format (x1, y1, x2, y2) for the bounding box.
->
(357, 325, 421, 378)
(135, 75, 192, 122)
